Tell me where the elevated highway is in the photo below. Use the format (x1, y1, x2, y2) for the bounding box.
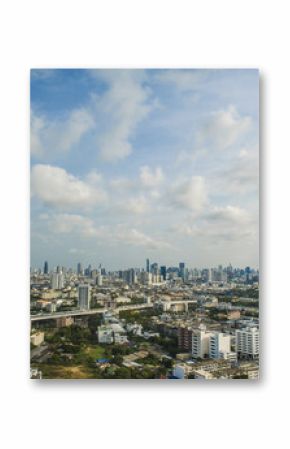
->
(30, 303, 153, 322)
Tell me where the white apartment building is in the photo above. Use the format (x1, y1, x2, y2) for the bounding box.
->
(96, 273, 103, 286)
(209, 332, 231, 359)
(192, 326, 212, 358)
(236, 327, 259, 359)
(50, 272, 64, 290)
(192, 326, 234, 360)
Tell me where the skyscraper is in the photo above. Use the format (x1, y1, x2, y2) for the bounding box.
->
(160, 266, 167, 281)
(179, 262, 185, 279)
(151, 262, 158, 275)
(124, 268, 136, 285)
(77, 262, 83, 275)
(44, 261, 48, 274)
(78, 284, 91, 310)
(146, 258, 150, 273)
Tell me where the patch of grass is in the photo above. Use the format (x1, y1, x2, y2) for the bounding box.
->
(83, 345, 105, 359)
(39, 364, 94, 379)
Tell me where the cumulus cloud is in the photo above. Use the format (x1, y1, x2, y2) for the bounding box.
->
(85, 170, 103, 185)
(204, 205, 251, 225)
(31, 108, 94, 158)
(169, 176, 207, 212)
(211, 145, 259, 195)
(31, 113, 46, 157)
(120, 196, 150, 215)
(140, 166, 164, 187)
(93, 70, 153, 162)
(42, 213, 105, 237)
(154, 69, 205, 92)
(174, 205, 256, 243)
(114, 227, 170, 250)
(110, 177, 134, 191)
(198, 105, 252, 150)
(31, 164, 107, 209)
(42, 212, 169, 250)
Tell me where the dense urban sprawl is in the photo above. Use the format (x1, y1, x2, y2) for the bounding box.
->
(30, 260, 259, 379)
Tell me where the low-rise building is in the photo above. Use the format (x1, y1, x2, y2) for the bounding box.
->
(31, 331, 44, 347)
(56, 316, 74, 328)
(98, 323, 128, 344)
(226, 310, 241, 320)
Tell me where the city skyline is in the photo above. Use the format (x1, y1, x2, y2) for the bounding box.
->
(31, 69, 259, 269)
(33, 259, 259, 273)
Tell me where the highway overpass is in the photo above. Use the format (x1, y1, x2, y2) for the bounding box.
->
(30, 303, 153, 322)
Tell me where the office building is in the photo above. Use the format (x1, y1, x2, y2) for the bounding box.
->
(124, 269, 136, 285)
(160, 266, 167, 281)
(146, 258, 150, 273)
(151, 262, 158, 275)
(44, 261, 48, 275)
(77, 262, 83, 275)
(78, 284, 91, 310)
(179, 262, 185, 280)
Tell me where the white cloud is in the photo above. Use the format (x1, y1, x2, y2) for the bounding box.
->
(42, 212, 169, 250)
(204, 206, 251, 225)
(211, 145, 259, 195)
(114, 227, 170, 250)
(31, 164, 107, 209)
(42, 213, 105, 237)
(110, 177, 134, 191)
(174, 205, 256, 243)
(140, 166, 164, 187)
(31, 108, 94, 158)
(85, 170, 103, 185)
(169, 176, 207, 212)
(198, 105, 252, 150)
(31, 113, 46, 156)
(154, 69, 205, 92)
(121, 196, 150, 215)
(93, 70, 153, 162)
(69, 248, 84, 254)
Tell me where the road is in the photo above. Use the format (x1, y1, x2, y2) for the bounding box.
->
(31, 303, 153, 322)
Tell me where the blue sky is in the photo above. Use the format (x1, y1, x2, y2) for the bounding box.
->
(31, 69, 259, 271)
